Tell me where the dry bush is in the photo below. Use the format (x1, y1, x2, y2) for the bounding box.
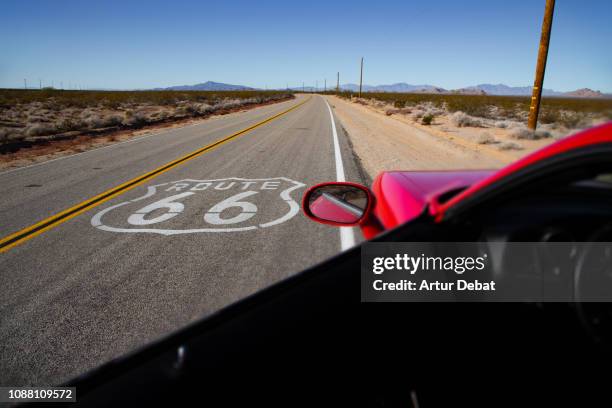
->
(509, 127, 535, 140)
(475, 132, 496, 144)
(79, 109, 97, 120)
(538, 109, 561, 124)
(421, 114, 434, 125)
(495, 121, 508, 128)
(411, 109, 425, 120)
(385, 108, 400, 116)
(558, 111, 591, 129)
(122, 110, 148, 127)
(217, 98, 243, 110)
(535, 129, 552, 139)
(25, 123, 57, 136)
(86, 113, 123, 129)
(0, 127, 9, 143)
(450, 111, 482, 127)
(56, 118, 88, 132)
(498, 141, 523, 151)
(157, 110, 170, 120)
(196, 103, 214, 115)
(509, 126, 552, 140)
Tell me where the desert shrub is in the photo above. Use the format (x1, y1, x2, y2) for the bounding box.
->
(475, 132, 496, 144)
(196, 103, 214, 115)
(25, 123, 57, 136)
(394, 100, 406, 108)
(509, 126, 535, 140)
(182, 103, 200, 116)
(510, 126, 553, 140)
(1, 128, 25, 143)
(535, 129, 552, 139)
(559, 111, 586, 129)
(410, 109, 424, 120)
(156, 111, 170, 120)
(79, 109, 96, 120)
(26, 116, 49, 124)
(495, 121, 508, 128)
(216, 98, 243, 110)
(385, 108, 400, 116)
(421, 114, 434, 125)
(0, 127, 9, 142)
(122, 110, 148, 127)
(56, 118, 87, 132)
(450, 111, 482, 127)
(86, 114, 123, 128)
(498, 141, 523, 151)
(539, 109, 561, 124)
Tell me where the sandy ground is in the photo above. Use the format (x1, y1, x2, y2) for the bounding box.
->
(326, 96, 513, 178)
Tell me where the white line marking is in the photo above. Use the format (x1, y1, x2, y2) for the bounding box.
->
(324, 97, 355, 251)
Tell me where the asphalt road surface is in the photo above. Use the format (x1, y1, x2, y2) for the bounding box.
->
(0, 95, 366, 386)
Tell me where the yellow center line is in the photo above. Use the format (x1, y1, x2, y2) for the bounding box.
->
(0, 96, 311, 253)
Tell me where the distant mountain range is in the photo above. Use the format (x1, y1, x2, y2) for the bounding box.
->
(295, 83, 608, 98)
(154, 81, 608, 98)
(156, 81, 254, 91)
(337, 83, 607, 98)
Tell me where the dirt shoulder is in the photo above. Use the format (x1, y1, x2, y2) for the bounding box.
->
(326, 95, 577, 180)
(326, 96, 511, 179)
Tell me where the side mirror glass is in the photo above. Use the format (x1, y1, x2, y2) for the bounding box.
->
(303, 182, 372, 226)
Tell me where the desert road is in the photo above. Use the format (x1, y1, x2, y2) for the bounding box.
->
(0, 95, 366, 385)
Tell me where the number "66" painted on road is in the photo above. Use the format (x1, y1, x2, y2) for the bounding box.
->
(127, 191, 258, 226)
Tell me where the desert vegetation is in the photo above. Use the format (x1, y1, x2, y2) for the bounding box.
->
(337, 91, 612, 137)
(333, 91, 611, 154)
(0, 89, 292, 153)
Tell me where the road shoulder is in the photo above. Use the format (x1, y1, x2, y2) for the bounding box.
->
(326, 95, 511, 179)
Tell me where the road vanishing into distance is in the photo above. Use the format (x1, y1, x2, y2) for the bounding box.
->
(0, 95, 366, 385)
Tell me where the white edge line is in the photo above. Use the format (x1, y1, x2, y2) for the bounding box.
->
(323, 97, 355, 251)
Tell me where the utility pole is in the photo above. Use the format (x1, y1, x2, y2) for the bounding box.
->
(337, 72, 340, 92)
(359, 57, 364, 98)
(39, 79, 42, 89)
(324, 79, 326, 92)
(316, 80, 318, 93)
(302, 82, 305, 92)
(24, 79, 27, 89)
(528, 0, 555, 130)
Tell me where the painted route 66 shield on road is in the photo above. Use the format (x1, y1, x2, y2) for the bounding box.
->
(91, 177, 306, 235)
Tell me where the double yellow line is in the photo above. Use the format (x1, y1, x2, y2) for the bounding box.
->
(0, 97, 310, 253)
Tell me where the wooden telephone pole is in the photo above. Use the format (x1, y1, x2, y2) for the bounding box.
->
(336, 72, 340, 92)
(359, 57, 364, 98)
(528, 0, 555, 130)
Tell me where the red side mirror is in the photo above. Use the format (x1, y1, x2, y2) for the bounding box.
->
(302, 182, 374, 227)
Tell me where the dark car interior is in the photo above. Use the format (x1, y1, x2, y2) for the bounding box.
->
(43, 145, 612, 408)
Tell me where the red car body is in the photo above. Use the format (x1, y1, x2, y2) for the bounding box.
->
(365, 122, 612, 239)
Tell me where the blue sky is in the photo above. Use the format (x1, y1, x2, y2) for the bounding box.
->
(1, 0, 610, 92)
